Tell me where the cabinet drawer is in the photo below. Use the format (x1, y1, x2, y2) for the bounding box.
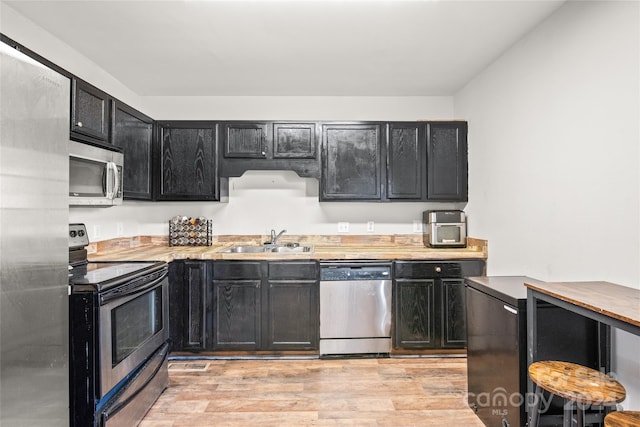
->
(212, 261, 262, 279)
(268, 261, 318, 279)
(394, 262, 462, 279)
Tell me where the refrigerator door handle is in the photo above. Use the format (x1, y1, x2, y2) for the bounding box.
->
(503, 304, 518, 315)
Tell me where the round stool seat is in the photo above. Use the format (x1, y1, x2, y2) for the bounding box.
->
(605, 411, 640, 427)
(528, 361, 626, 406)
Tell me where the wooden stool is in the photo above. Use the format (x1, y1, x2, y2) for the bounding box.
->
(528, 361, 626, 427)
(605, 411, 640, 427)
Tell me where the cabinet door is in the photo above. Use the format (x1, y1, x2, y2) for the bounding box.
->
(156, 122, 218, 201)
(426, 122, 468, 201)
(266, 280, 319, 350)
(211, 279, 262, 350)
(71, 79, 110, 142)
(394, 279, 436, 349)
(321, 124, 382, 200)
(182, 262, 208, 351)
(440, 279, 466, 349)
(273, 123, 316, 159)
(223, 122, 269, 158)
(387, 123, 423, 199)
(112, 101, 153, 200)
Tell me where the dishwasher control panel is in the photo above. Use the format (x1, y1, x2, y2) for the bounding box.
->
(320, 264, 391, 281)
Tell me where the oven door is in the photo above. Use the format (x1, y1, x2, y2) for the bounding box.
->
(99, 273, 168, 397)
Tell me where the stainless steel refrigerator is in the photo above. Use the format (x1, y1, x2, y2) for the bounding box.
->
(1, 42, 70, 425)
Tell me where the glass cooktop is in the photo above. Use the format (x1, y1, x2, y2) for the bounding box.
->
(69, 261, 165, 291)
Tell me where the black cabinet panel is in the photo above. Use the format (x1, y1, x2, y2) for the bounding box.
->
(213, 261, 262, 280)
(223, 122, 269, 158)
(393, 261, 479, 351)
(427, 122, 468, 201)
(184, 261, 207, 350)
(394, 279, 436, 349)
(112, 101, 153, 200)
(211, 279, 262, 350)
(266, 280, 319, 350)
(268, 261, 317, 279)
(273, 123, 316, 159)
(156, 122, 218, 201)
(322, 123, 382, 200)
(71, 79, 110, 143)
(441, 279, 466, 348)
(387, 123, 423, 199)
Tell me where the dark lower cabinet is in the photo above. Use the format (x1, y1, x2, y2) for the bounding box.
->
(155, 121, 219, 201)
(393, 260, 483, 351)
(112, 101, 153, 200)
(266, 261, 319, 350)
(168, 261, 208, 352)
(210, 260, 319, 352)
(210, 261, 262, 351)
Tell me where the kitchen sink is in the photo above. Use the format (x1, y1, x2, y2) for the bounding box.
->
(221, 244, 313, 254)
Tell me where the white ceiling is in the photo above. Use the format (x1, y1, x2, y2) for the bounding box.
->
(6, 0, 566, 96)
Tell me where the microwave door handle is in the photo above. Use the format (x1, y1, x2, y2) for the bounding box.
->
(112, 162, 120, 200)
(105, 162, 115, 200)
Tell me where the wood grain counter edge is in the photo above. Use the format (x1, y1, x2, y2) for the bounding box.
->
(87, 235, 488, 263)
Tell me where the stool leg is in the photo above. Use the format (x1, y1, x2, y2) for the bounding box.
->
(575, 403, 585, 427)
(529, 384, 543, 427)
(563, 399, 573, 427)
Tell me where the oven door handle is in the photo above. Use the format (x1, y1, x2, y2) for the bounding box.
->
(100, 269, 168, 305)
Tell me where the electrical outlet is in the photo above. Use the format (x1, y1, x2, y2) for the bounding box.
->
(116, 222, 124, 236)
(412, 220, 423, 233)
(93, 225, 101, 239)
(338, 222, 349, 233)
(366, 221, 375, 232)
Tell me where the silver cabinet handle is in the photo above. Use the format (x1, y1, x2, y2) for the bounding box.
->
(435, 266, 442, 273)
(503, 305, 517, 315)
(77, 121, 83, 127)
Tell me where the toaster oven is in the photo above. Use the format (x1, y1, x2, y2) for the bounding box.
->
(423, 210, 467, 248)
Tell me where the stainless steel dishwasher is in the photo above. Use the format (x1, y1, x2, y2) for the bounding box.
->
(319, 263, 392, 356)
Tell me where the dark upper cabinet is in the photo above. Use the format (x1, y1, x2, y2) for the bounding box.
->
(273, 123, 316, 159)
(71, 78, 110, 144)
(321, 123, 382, 200)
(386, 123, 424, 200)
(155, 121, 219, 201)
(427, 122, 468, 201)
(223, 122, 269, 158)
(111, 101, 153, 200)
(220, 122, 319, 178)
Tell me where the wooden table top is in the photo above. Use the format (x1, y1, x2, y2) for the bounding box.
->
(524, 281, 640, 330)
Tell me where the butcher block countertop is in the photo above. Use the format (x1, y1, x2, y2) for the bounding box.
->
(87, 234, 488, 263)
(524, 280, 640, 330)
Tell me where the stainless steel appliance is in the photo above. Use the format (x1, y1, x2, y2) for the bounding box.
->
(69, 224, 169, 426)
(423, 210, 467, 248)
(319, 263, 392, 356)
(69, 139, 123, 206)
(465, 276, 609, 427)
(0, 42, 70, 425)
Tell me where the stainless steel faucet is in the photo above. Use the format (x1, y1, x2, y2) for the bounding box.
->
(269, 229, 286, 245)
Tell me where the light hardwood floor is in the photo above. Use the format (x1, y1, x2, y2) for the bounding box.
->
(140, 357, 484, 426)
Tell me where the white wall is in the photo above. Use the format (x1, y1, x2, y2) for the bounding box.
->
(455, 0, 640, 408)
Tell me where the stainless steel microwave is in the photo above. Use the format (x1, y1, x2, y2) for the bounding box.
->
(69, 140, 123, 206)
